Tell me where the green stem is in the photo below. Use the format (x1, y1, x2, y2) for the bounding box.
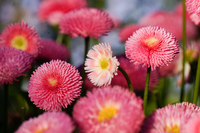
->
(118, 66, 133, 92)
(21, 107, 25, 122)
(81, 37, 90, 95)
(192, 54, 200, 104)
(180, 0, 186, 102)
(56, 33, 64, 44)
(143, 66, 151, 115)
(3, 84, 8, 133)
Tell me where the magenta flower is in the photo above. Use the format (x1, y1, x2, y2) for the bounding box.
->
(73, 85, 144, 133)
(59, 8, 114, 39)
(141, 102, 200, 133)
(15, 112, 75, 133)
(0, 46, 33, 85)
(28, 60, 82, 111)
(125, 26, 179, 70)
(0, 21, 40, 57)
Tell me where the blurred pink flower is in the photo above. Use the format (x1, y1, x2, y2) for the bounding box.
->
(59, 8, 114, 39)
(85, 43, 119, 86)
(125, 26, 179, 70)
(38, 39, 70, 61)
(0, 21, 40, 57)
(0, 46, 33, 85)
(28, 60, 82, 111)
(15, 112, 75, 133)
(111, 55, 159, 91)
(141, 102, 200, 133)
(38, 0, 87, 25)
(119, 24, 142, 42)
(73, 85, 144, 133)
(138, 10, 198, 40)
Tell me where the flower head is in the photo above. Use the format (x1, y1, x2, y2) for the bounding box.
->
(125, 26, 179, 70)
(28, 60, 82, 111)
(59, 8, 114, 39)
(15, 112, 75, 133)
(0, 46, 34, 85)
(141, 102, 200, 133)
(111, 55, 159, 90)
(38, 0, 87, 25)
(0, 21, 40, 57)
(73, 85, 144, 133)
(38, 39, 70, 61)
(85, 43, 119, 86)
(186, 0, 200, 16)
(184, 114, 200, 133)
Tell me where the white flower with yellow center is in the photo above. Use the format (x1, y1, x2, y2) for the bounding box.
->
(85, 43, 119, 86)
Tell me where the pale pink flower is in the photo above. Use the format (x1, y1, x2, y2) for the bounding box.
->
(15, 112, 75, 133)
(73, 85, 144, 133)
(85, 43, 119, 86)
(184, 114, 200, 133)
(59, 8, 114, 39)
(28, 60, 82, 111)
(125, 26, 179, 70)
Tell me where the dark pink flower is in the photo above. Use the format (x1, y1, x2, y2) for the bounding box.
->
(28, 60, 82, 111)
(125, 26, 179, 70)
(59, 8, 114, 39)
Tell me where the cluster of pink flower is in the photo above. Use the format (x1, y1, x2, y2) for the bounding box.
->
(0, 0, 200, 133)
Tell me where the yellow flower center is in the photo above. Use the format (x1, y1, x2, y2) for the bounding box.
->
(48, 78, 57, 86)
(35, 128, 47, 133)
(185, 49, 197, 62)
(100, 58, 109, 69)
(11, 36, 28, 51)
(98, 106, 117, 122)
(144, 37, 159, 48)
(164, 125, 180, 133)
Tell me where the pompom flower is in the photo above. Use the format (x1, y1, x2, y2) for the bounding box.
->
(85, 43, 119, 86)
(125, 26, 179, 70)
(186, 0, 200, 16)
(184, 114, 200, 133)
(59, 8, 114, 39)
(28, 60, 82, 111)
(15, 112, 75, 133)
(119, 24, 142, 42)
(73, 85, 144, 133)
(38, 39, 70, 61)
(111, 55, 159, 90)
(0, 46, 34, 85)
(0, 21, 40, 57)
(141, 102, 200, 133)
(38, 0, 87, 25)
(138, 10, 197, 40)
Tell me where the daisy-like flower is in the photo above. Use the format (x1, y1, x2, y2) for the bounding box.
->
(38, 0, 87, 25)
(59, 8, 114, 39)
(0, 21, 40, 57)
(184, 114, 200, 133)
(125, 26, 179, 70)
(138, 10, 197, 40)
(119, 24, 142, 42)
(111, 55, 159, 91)
(15, 112, 75, 133)
(73, 85, 144, 133)
(38, 39, 70, 61)
(186, 0, 200, 16)
(28, 60, 82, 111)
(85, 43, 119, 86)
(0, 46, 34, 85)
(141, 102, 200, 133)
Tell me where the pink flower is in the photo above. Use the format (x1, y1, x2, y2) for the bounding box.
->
(59, 8, 114, 39)
(125, 26, 179, 70)
(73, 85, 144, 133)
(111, 55, 159, 91)
(38, 0, 87, 25)
(85, 43, 119, 86)
(38, 39, 70, 61)
(28, 60, 82, 111)
(141, 102, 200, 133)
(138, 10, 197, 40)
(119, 24, 142, 42)
(184, 114, 200, 133)
(0, 21, 40, 57)
(0, 46, 34, 84)
(15, 112, 75, 133)
(185, 0, 200, 16)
